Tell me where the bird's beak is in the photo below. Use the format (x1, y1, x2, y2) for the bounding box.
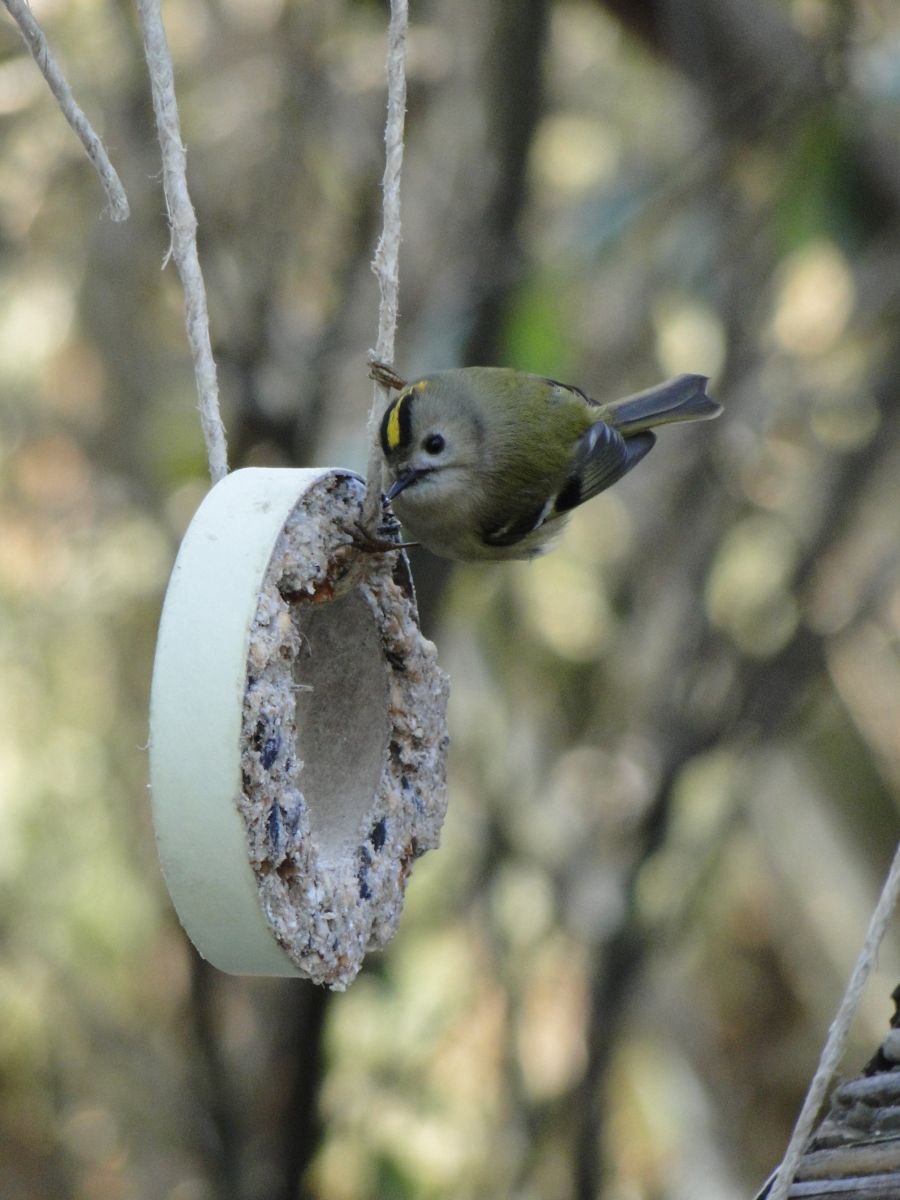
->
(386, 467, 421, 501)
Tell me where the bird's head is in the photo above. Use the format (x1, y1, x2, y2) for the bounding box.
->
(379, 375, 483, 507)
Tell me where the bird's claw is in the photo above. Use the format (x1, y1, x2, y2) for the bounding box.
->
(368, 357, 407, 392)
(340, 516, 417, 555)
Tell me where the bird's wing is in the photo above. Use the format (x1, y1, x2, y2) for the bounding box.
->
(482, 424, 655, 548)
(482, 497, 554, 547)
(483, 422, 656, 548)
(554, 423, 657, 512)
(534, 376, 597, 407)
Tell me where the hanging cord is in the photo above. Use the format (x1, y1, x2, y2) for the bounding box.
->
(362, 0, 409, 531)
(766, 840, 900, 1200)
(2, 0, 129, 221)
(135, 0, 228, 484)
(136, 0, 407, 492)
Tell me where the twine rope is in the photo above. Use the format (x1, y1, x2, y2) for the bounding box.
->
(135, 0, 228, 484)
(2, 0, 129, 221)
(363, 0, 408, 529)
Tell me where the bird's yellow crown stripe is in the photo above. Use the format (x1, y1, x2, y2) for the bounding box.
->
(381, 383, 424, 454)
(386, 396, 404, 450)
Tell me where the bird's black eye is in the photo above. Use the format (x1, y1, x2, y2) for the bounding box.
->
(423, 433, 445, 455)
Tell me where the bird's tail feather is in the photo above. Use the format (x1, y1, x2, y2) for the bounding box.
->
(603, 374, 720, 436)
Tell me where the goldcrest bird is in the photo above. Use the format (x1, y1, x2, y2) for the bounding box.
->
(377, 366, 721, 562)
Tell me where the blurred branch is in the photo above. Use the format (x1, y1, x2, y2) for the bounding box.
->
(292, 183, 383, 466)
(364, 0, 408, 529)
(135, 0, 228, 484)
(271, 983, 331, 1200)
(752, 989, 900, 1198)
(183, 968, 330, 1200)
(573, 730, 723, 1198)
(597, 0, 824, 139)
(217, 7, 382, 470)
(767, 844, 900, 1200)
(188, 959, 241, 1200)
(595, 0, 900, 227)
(462, 0, 550, 365)
(406, 0, 551, 624)
(2, 0, 129, 221)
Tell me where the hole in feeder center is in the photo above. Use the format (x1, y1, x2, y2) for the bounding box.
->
(293, 589, 391, 865)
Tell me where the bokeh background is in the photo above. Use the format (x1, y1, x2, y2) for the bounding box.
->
(2, 0, 900, 1197)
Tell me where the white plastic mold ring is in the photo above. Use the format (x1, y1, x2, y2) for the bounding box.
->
(149, 467, 449, 989)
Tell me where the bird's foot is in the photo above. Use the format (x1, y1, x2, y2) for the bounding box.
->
(340, 514, 418, 555)
(368, 357, 407, 392)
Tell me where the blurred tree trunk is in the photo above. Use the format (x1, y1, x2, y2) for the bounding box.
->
(594, 0, 900, 224)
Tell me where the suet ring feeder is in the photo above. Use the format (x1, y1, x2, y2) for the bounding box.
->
(149, 467, 449, 989)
